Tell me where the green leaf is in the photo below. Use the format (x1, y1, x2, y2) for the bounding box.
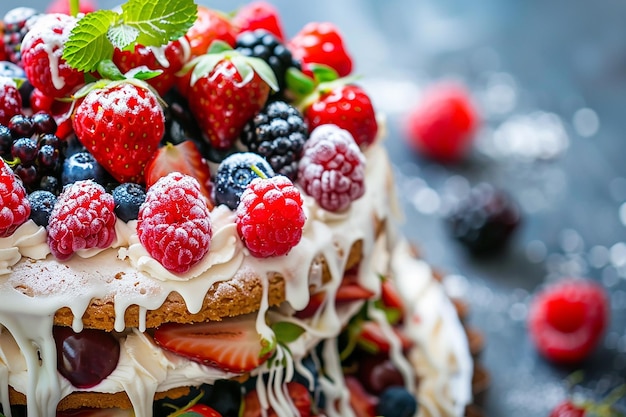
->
(119, 0, 197, 47)
(271, 322, 305, 345)
(246, 56, 279, 92)
(310, 64, 339, 84)
(63, 10, 119, 72)
(107, 24, 140, 51)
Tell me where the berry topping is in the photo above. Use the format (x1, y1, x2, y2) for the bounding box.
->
(300, 82, 378, 148)
(153, 313, 275, 373)
(0, 158, 30, 237)
(72, 81, 165, 184)
(528, 279, 609, 364)
(21, 13, 84, 98)
(235, 29, 299, 94)
(0, 76, 22, 126)
(444, 183, 521, 256)
(233, 1, 286, 42)
(53, 326, 120, 389)
(214, 152, 275, 210)
(62, 151, 108, 187)
(242, 381, 312, 417)
(27, 189, 57, 227)
(184, 6, 237, 58)
(2, 7, 41, 65)
(345, 375, 378, 417)
(236, 175, 306, 258)
(112, 183, 146, 222)
(297, 124, 366, 212)
(375, 387, 418, 417)
(241, 100, 308, 180)
(405, 82, 479, 163)
(137, 172, 212, 273)
(288, 22, 353, 77)
(47, 180, 116, 260)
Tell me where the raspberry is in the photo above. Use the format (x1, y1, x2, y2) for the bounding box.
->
(236, 175, 305, 258)
(47, 180, 116, 260)
(297, 124, 366, 212)
(240, 100, 308, 180)
(0, 158, 30, 237)
(137, 172, 212, 273)
(0, 76, 22, 126)
(405, 82, 479, 163)
(528, 279, 609, 365)
(444, 183, 520, 256)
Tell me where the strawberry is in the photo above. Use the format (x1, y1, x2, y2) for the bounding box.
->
(404, 82, 479, 163)
(288, 22, 353, 78)
(380, 278, 405, 320)
(549, 401, 586, 417)
(356, 321, 413, 355)
(345, 376, 378, 417)
(21, 13, 85, 98)
(144, 141, 213, 207)
(242, 381, 312, 417)
(153, 313, 275, 373)
(113, 40, 189, 96)
(185, 6, 237, 58)
(30, 88, 74, 139)
(528, 279, 609, 365)
(232, 1, 286, 42)
(0, 76, 22, 126)
(72, 80, 165, 184)
(180, 405, 223, 417)
(183, 45, 277, 150)
(299, 82, 378, 149)
(296, 281, 375, 319)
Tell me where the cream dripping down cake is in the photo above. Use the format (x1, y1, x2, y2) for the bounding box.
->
(0, 1, 476, 416)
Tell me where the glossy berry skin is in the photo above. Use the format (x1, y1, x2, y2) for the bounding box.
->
(112, 183, 146, 222)
(31, 112, 57, 135)
(288, 22, 353, 77)
(8, 114, 35, 138)
(236, 175, 306, 258)
(184, 6, 237, 58)
(444, 183, 520, 256)
(214, 152, 275, 210)
(21, 13, 84, 98)
(233, 1, 286, 42)
(405, 82, 478, 163)
(0, 125, 13, 156)
(0, 76, 22, 126)
(137, 172, 212, 274)
(61, 151, 108, 186)
(72, 82, 165, 184)
(241, 100, 308, 180)
(0, 159, 31, 237)
(46, 180, 116, 260)
(375, 387, 418, 417)
(304, 84, 378, 148)
(528, 279, 609, 365)
(27, 190, 57, 227)
(297, 124, 366, 212)
(53, 326, 120, 389)
(549, 401, 586, 417)
(11, 137, 38, 165)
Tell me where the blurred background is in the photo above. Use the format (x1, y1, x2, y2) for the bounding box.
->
(3, 0, 626, 415)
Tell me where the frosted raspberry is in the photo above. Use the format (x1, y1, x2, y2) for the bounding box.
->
(47, 180, 116, 260)
(297, 124, 366, 212)
(137, 172, 212, 273)
(0, 159, 30, 237)
(236, 176, 306, 258)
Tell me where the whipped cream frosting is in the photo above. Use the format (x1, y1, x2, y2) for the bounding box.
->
(0, 134, 472, 416)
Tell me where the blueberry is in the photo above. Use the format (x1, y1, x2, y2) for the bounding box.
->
(214, 152, 275, 210)
(0, 61, 25, 79)
(112, 183, 146, 222)
(375, 386, 418, 417)
(28, 190, 57, 227)
(62, 151, 106, 186)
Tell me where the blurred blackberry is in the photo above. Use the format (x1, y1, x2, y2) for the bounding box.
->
(3, 7, 40, 65)
(235, 29, 300, 96)
(240, 100, 308, 180)
(161, 89, 210, 157)
(445, 183, 521, 256)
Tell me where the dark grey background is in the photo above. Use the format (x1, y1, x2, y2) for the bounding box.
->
(3, 0, 626, 415)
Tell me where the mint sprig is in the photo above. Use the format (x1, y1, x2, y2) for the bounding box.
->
(63, 0, 197, 73)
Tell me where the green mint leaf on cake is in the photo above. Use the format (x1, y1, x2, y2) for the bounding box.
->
(63, 0, 197, 73)
(271, 321, 306, 344)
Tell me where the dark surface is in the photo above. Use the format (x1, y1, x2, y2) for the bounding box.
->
(3, 0, 626, 415)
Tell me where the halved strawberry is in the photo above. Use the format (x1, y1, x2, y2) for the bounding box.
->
(345, 376, 378, 417)
(356, 321, 413, 355)
(153, 314, 275, 373)
(296, 282, 375, 319)
(145, 141, 213, 208)
(242, 381, 312, 417)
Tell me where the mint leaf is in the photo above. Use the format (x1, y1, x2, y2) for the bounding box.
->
(107, 24, 140, 51)
(63, 10, 119, 72)
(119, 0, 197, 48)
(271, 322, 305, 345)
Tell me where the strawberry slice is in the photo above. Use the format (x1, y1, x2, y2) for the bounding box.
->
(242, 381, 311, 417)
(153, 314, 275, 373)
(345, 376, 378, 417)
(145, 141, 213, 208)
(356, 321, 413, 354)
(296, 282, 375, 319)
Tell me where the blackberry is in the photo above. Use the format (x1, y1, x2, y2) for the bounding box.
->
(112, 182, 146, 222)
(3, 7, 40, 65)
(27, 190, 57, 227)
(235, 29, 300, 94)
(241, 100, 308, 180)
(214, 152, 274, 210)
(444, 183, 521, 256)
